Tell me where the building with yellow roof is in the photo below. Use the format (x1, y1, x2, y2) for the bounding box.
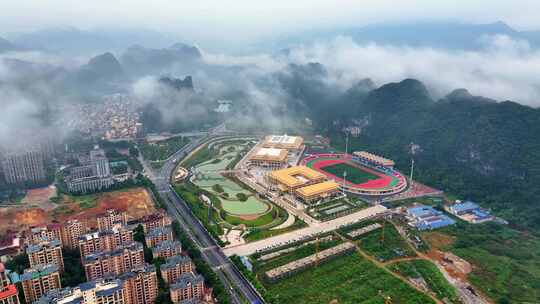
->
(267, 166, 339, 205)
(262, 135, 304, 151)
(267, 166, 326, 192)
(295, 181, 340, 204)
(248, 147, 288, 169)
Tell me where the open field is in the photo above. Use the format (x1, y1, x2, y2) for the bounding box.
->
(423, 222, 540, 303)
(354, 221, 416, 262)
(322, 162, 379, 184)
(265, 252, 435, 304)
(388, 260, 460, 303)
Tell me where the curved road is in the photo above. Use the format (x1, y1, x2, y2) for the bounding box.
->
(145, 128, 264, 304)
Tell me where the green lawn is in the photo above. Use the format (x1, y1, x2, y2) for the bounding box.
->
(388, 260, 460, 303)
(223, 208, 278, 227)
(321, 162, 379, 184)
(430, 222, 540, 303)
(266, 253, 435, 304)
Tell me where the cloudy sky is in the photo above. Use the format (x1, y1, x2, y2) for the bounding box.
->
(2, 0, 540, 43)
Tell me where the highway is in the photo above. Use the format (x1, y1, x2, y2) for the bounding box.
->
(144, 126, 264, 304)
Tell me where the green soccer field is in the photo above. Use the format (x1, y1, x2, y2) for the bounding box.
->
(321, 162, 380, 184)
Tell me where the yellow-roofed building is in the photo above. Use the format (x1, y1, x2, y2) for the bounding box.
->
(267, 166, 326, 192)
(262, 135, 304, 151)
(248, 147, 288, 169)
(295, 181, 340, 203)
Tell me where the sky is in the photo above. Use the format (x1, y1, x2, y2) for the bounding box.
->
(2, 0, 540, 45)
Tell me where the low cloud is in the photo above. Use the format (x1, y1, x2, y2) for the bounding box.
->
(284, 35, 540, 106)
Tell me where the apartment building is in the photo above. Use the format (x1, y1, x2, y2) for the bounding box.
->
(20, 264, 61, 303)
(79, 224, 134, 257)
(119, 264, 158, 304)
(152, 240, 182, 260)
(160, 255, 194, 284)
(83, 242, 144, 281)
(139, 212, 172, 233)
(97, 210, 128, 231)
(0, 150, 46, 184)
(60, 219, 86, 249)
(169, 273, 205, 303)
(27, 224, 62, 246)
(26, 239, 64, 272)
(35, 279, 125, 304)
(144, 226, 173, 248)
(0, 263, 20, 304)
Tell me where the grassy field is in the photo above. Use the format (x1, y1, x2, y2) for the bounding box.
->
(388, 260, 460, 303)
(428, 222, 540, 303)
(265, 253, 435, 304)
(223, 208, 279, 227)
(321, 162, 379, 184)
(356, 222, 416, 262)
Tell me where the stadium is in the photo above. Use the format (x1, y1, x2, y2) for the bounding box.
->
(301, 152, 407, 196)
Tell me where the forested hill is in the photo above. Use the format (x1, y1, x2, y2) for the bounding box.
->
(318, 78, 540, 231)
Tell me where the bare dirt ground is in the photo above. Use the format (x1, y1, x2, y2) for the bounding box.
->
(0, 187, 156, 233)
(0, 208, 50, 234)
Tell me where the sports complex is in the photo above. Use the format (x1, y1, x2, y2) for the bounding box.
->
(301, 152, 407, 196)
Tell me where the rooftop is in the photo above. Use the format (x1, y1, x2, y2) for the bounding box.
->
(21, 264, 59, 281)
(353, 151, 395, 166)
(160, 255, 192, 270)
(249, 147, 288, 162)
(269, 166, 326, 188)
(263, 135, 303, 149)
(170, 272, 204, 289)
(295, 181, 340, 197)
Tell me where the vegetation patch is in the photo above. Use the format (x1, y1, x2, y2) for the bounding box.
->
(265, 252, 435, 304)
(140, 136, 191, 162)
(356, 222, 416, 262)
(388, 260, 460, 303)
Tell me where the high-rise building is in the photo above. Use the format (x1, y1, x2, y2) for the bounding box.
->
(169, 273, 206, 303)
(97, 210, 128, 231)
(119, 264, 158, 304)
(152, 240, 182, 260)
(160, 255, 194, 285)
(27, 224, 63, 246)
(0, 150, 46, 184)
(144, 226, 173, 248)
(20, 264, 61, 303)
(83, 242, 144, 281)
(26, 239, 64, 272)
(139, 212, 172, 233)
(0, 263, 20, 304)
(79, 224, 134, 257)
(66, 147, 114, 194)
(61, 219, 86, 250)
(35, 279, 125, 304)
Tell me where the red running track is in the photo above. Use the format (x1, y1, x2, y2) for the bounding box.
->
(310, 158, 393, 189)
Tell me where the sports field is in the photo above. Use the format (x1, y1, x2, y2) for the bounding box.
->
(321, 162, 379, 184)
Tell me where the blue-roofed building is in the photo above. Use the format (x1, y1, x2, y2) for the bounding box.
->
(406, 205, 455, 230)
(445, 200, 494, 224)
